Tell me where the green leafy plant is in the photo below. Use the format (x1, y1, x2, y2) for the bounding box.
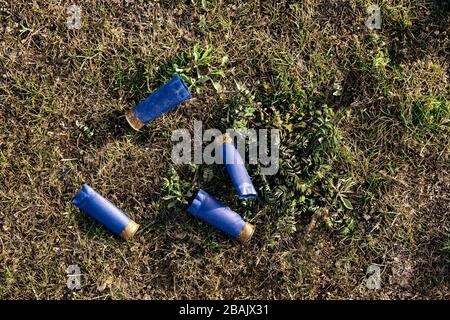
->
(161, 167, 188, 208)
(167, 43, 226, 94)
(226, 77, 355, 238)
(160, 165, 198, 209)
(354, 33, 391, 79)
(225, 82, 262, 129)
(268, 101, 350, 235)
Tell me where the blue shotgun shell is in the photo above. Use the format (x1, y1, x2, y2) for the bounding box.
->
(218, 133, 257, 199)
(187, 189, 255, 242)
(125, 74, 192, 130)
(72, 184, 140, 239)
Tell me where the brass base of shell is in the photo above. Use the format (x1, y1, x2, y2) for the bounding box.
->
(235, 222, 255, 243)
(216, 132, 232, 145)
(120, 220, 140, 239)
(125, 109, 145, 131)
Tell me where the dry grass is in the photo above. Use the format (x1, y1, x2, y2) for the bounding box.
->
(0, 0, 448, 299)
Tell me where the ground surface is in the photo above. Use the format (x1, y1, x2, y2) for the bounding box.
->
(0, 0, 449, 299)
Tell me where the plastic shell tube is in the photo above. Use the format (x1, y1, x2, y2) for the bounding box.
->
(187, 189, 255, 243)
(217, 134, 257, 199)
(125, 74, 192, 130)
(72, 184, 140, 239)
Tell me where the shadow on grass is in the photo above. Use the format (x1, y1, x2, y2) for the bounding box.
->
(110, 53, 185, 106)
(83, 53, 191, 148)
(384, 0, 450, 65)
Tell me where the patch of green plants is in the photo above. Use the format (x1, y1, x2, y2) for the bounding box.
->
(111, 43, 225, 99)
(160, 164, 198, 209)
(226, 78, 355, 239)
(408, 96, 449, 132)
(225, 81, 264, 129)
(383, 4, 413, 30)
(165, 43, 226, 94)
(355, 33, 391, 78)
(354, 33, 449, 135)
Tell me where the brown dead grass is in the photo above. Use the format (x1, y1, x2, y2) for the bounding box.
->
(0, 0, 449, 299)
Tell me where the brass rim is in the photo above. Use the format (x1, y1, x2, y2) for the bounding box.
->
(236, 223, 255, 243)
(216, 133, 232, 145)
(125, 109, 145, 131)
(120, 220, 140, 239)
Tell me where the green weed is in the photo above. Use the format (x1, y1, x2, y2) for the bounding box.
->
(166, 43, 226, 94)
